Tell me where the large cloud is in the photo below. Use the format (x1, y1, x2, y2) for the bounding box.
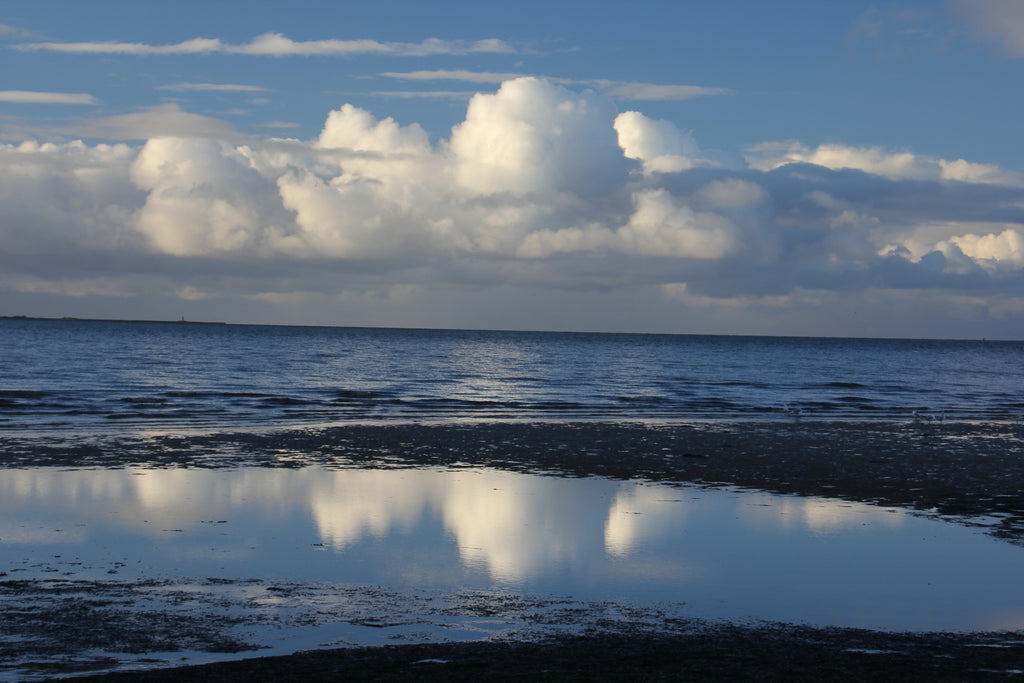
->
(449, 77, 630, 197)
(2, 77, 1023, 332)
(0, 140, 141, 253)
(950, 229, 1024, 268)
(131, 137, 286, 256)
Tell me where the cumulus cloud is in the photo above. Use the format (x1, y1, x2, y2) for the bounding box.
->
(2, 76, 1023, 332)
(746, 141, 929, 179)
(316, 104, 431, 154)
(0, 139, 141, 254)
(618, 189, 737, 258)
(615, 111, 702, 174)
(449, 78, 630, 197)
(938, 158, 1014, 184)
(951, 229, 1024, 268)
(130, 137, 286, 256)
(15, 33, 516, 57)
(516, 188, 741, 260)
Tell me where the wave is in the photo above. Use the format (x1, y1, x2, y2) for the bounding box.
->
(2, 322, 1023, 432)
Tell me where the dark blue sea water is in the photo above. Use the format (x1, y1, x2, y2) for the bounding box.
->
(1, 317, 1022, 432)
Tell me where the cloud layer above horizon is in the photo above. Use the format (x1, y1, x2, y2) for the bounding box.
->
(2, 76, 1024, 334)
(13, 33, 516, 57)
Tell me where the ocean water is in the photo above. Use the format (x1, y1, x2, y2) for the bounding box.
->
(3, 317, 1024, 673)
(2, 317, 1023, 433)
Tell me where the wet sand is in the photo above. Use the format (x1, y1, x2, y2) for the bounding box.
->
(72, 628, 1024, 682)
(3, 420, 1024, 680)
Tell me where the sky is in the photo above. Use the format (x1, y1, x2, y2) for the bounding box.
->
(1, 0, 1023, 339)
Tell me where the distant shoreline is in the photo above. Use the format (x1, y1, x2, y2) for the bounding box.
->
(0, 315, 227, 325)
(3, 315, 1021, 342)
(0, 315, 1017, 342)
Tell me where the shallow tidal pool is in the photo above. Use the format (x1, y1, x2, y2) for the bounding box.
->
(3, 465, 1023, 638)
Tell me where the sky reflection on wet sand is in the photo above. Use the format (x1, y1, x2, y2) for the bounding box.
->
(2, 466, 1023, 633)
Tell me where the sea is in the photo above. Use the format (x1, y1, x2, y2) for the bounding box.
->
(1, 316, 1023, 433)
(3, 316, 1024, 672)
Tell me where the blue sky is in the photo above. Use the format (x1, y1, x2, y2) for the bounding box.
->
(2, 0, 1023, 338)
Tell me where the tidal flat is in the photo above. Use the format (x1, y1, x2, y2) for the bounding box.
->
(2, 420, 1024, 680)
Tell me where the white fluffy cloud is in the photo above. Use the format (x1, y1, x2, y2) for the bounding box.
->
(0, 140, 140, 253)
(2, 76, 1023, 332)
(131, 137, 283, 256)
(615, 111, 702, 174)
(618, 189, 737, 258)
(951, 229, 1024, 268)
(751, 142, 928, 179)
(449, 78, 630, 197)
(516, 188, 740, 260)
(317, 104, 431, 154)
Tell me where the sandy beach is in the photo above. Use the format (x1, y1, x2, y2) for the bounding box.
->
(3, 420, 1024, 680)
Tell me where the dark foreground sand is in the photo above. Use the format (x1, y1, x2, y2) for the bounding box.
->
(3, 420, 1024, 680)
(72, 627, 1024, 682)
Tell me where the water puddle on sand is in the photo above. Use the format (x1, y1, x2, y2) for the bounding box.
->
(2, 466, 1024, 677)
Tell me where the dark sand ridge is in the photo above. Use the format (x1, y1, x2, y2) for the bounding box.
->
(3, 420, 1024, 680)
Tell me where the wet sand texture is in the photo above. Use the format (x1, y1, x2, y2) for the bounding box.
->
(64, 628, 1024, 682)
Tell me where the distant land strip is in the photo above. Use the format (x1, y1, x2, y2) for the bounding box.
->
(0, 315, 227, 325)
